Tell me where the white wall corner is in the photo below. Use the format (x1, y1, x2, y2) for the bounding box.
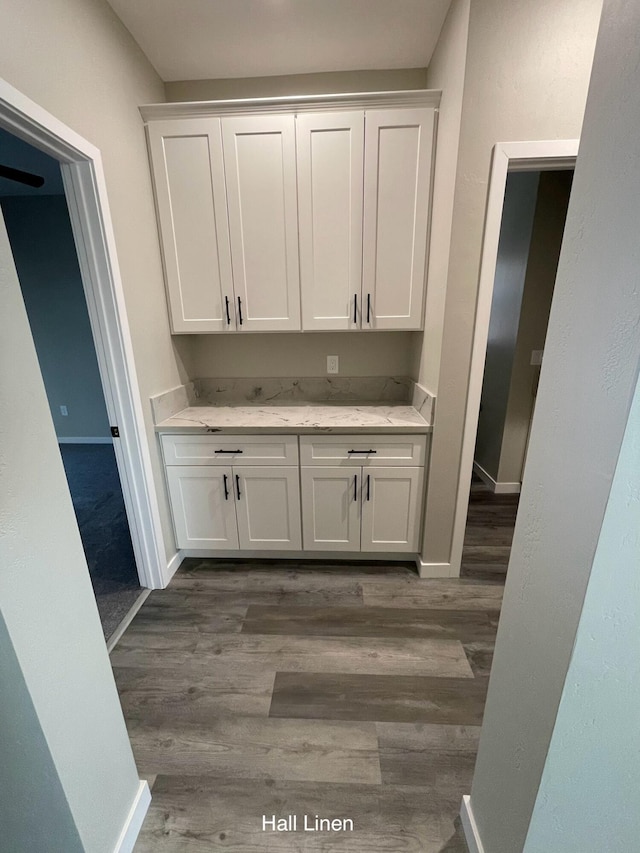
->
(113, 780, 151, 853)
(415, 558, 453, 578)
(163, 549, 183, 587)
(460, 795, 485, 853)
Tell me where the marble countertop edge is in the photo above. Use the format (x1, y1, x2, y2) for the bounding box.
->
(154, 404, 432, 434)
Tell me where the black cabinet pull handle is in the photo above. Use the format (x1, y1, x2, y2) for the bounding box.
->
(366, 474, 371, 501)
(353, 293, 358, 324)
(354, 474, 358, 502)
(347, 449, 377, 454)
(367, 293, 372, 323)
(214, 449, 243, 454)
(235, 474, 241, 500)
(223, 474, 229, 500)
(237, 296, 243, 325)
(225, 295, 231, 325)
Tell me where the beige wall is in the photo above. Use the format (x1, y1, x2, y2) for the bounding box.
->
(193, 331, 418, 378)
(422, 0, 603, 565)
(498, 170, 572, 484)
(468, 0, 640, 846)
(0, 210, 141, 853)
(0, 0, 190, 561)
(165, 68, 428, 102)
(416, 0, 470, 393)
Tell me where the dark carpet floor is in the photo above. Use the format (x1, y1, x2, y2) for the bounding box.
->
(59, 443, 142, 641)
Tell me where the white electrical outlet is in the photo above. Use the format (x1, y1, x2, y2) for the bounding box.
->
(327, 355, 339, 374)
(530, 350, 544, 366)
(60, 405, 68, 416)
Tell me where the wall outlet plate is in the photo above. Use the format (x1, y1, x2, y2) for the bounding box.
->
(60, 405, 68, 416)
(327, 355, 339, 374)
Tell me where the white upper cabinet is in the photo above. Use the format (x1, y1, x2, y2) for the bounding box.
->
(296, 111, 364, 330)
(144, 97, 437, 335)
(222, 114, 301, 332)
(362, 108, 435, 330)
(147, 118, 234, 333)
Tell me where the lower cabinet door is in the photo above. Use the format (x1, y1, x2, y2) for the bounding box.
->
(234, 466, 302, 550)
(361, 467, 424, 552)
(166, 466, 239, 549)
(301, 466, 361, 551)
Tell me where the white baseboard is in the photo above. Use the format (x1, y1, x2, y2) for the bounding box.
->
(415, 559, 454, 578)
(113, 780, 151, 853)
(58, 436, 113, 444)
(460, 795, 485, 853)
(163, 550, 184, 587)
(473, 461, 521, 494)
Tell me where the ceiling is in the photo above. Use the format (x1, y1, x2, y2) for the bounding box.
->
(106, 0, 451, 82)
(0, 128, 64, 197)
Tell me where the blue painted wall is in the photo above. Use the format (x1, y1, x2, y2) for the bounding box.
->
(1, 195, 111, 440)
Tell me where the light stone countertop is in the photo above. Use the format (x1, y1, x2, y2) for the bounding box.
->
(155, 404, 432, 434)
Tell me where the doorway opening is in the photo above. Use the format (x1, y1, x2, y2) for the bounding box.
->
(0, 127, 144, 638)
(452, 140, 578, 582)
(0, 78, 167, 646)
(463, 168, 573, 581)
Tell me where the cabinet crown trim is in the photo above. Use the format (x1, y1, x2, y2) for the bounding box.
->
(140, 89, 441, 122)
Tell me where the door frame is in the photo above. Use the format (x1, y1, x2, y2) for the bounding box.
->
(449, 140, 578, 576)
(0, 78, 166, 589)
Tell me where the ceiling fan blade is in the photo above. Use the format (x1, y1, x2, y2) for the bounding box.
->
(0, 163, 45, 188)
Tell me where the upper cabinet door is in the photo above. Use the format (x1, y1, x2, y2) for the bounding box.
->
(296, 112, 364, 330)
(147, 118, 234, 333)
(222, 115, 301, 332)
(362, 108, 435, 330)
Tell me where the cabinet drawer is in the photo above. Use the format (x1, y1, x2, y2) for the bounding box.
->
(162, 434, 299, 466)
(299, 434, 426, 467)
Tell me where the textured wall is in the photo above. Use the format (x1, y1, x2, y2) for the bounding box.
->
(0, 0, 193, 562)
(523, 365, 640, 850)
(0, 210, 140, 852)
(421, 0, 603, 566)
(165, 68, 428, 101)
(467, 0, 640, 849)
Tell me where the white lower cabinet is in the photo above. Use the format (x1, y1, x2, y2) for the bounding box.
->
(301, 465, 423, 553)
(235, 466, 302, 550)
(163, 433, 427, 555)
(301, 467, 361, 552)
(360, 467, 424, 552)
(166, 466, 239, 550)
(166, 464, 301, 551)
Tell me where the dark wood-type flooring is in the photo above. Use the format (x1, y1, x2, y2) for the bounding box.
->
(114, 477, 518, 852)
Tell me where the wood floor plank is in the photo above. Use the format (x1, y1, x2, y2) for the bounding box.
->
(173, 558, 417, 584)
(144, 586, 365, 608)
(361, 580, 504, 610)
(375, 722, 480, 788)
(133, 776, 461, 853)
(269, 673, 488, 725)
(128, 597, 247, 634)
(462, 545, 512, 565)
(113, 665, 275, 722)
(463, 642, 495, 677)
(242, 605, 500, 642)
(126, 716, 382, 785)
(114, 633, 472, 677)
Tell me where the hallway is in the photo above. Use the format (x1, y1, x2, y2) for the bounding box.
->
(112, 487, 516, 852)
